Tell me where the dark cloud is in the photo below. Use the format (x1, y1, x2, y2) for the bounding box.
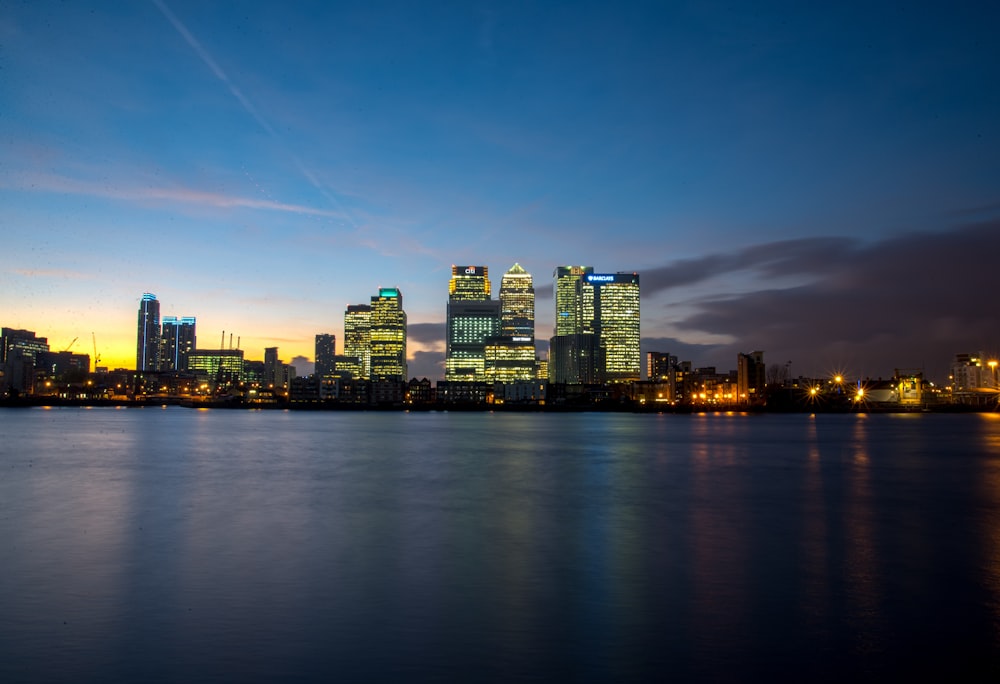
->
(408, 322, 445, 345)
(640, 337, 722, 368)
(641, 237, 857, 296)
(408, 350, 444, 380)
(663, 221, 1000, 381)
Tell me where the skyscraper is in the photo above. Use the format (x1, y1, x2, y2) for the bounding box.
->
(160, 316, 196, 372)
(446, 266, 499, 381)
(553, 266, 593, 337)
(499, 263, 534, 340)
(550, 270, 640, 383)
(370, 288, 407, 380)
(584, 272, 641, 383)
(449, 264, 491, 300)
(344, 304, 372, 379)
(315, 334, 336, 378)
(136, 293, 160, 372)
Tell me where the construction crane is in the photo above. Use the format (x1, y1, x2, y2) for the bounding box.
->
(92, 332, 101, 373)
(62, 336, 78, 352)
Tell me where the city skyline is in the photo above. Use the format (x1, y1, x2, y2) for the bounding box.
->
(2, 2, 999, 380)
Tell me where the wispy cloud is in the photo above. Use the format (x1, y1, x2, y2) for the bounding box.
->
(11, 268, 97, 280)
(151, 0, 355, 226)
(4, 171, 348, 219)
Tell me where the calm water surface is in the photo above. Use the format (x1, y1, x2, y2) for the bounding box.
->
(1, 408, 999, 682)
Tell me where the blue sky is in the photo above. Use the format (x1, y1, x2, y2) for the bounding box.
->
(2, 0, 998, 380)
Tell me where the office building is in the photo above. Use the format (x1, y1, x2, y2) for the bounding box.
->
(344, 304, 372, 379)
(553, 266, 593, 337)
(737, 351, 766, 403)
(499, 263, 534, 340)
(484, 337, 536, 382)
(161, 316, 196, 372)
(449, 264, 491, 301)
(136, 293, 161, 372)
(370, 288, 407, 380)
(446, 266, 499, 381)
(1, 328, 50, 364)
(315, 334, 336, 378)
(1, 328, 50, 395)
(647, 352, 676, 382)
(187, 349, 245, 388)
(584, 272, 640, 383)
(549, 268, 640, 383)
(264, 347, 284, 390)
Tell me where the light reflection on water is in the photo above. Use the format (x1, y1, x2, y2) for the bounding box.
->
(1, 408, 1000, 682)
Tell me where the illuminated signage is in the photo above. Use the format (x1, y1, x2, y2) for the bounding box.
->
(587, 274, 616, 282)
(459, 266, 484, 276)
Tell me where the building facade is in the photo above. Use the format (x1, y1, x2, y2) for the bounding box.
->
(136, 293, 161, 372)
(344, 304, 372, 379)
(585, 272, 640, 382)
(445, 266, 499, 382)
(370, 288, 407, 380)
(553, 266, 594, 337)
(499, 263, 534, 340)
(737, 351, 766, 403)
(315, 334, 336, 378)
(160, 316, 196, 372)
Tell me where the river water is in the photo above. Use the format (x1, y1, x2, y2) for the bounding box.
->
(1, 407, 999, 682)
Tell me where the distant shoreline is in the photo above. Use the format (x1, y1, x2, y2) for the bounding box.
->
(1, 396, 994, 414)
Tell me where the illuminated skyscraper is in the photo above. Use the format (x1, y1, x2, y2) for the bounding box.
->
(160, 316, 196, 371)
(499, 263, 534, 340)
(583, 272, 641, 383)
(449, 264, 491, 301)
(370, 288, 407, 380)
(553, 266, 593, 336)
(136, 293, 160, 372)
(344, 304, 372, 379)
(550, 270, 640, 383)
(315, 333, 336, 378)
(446, 266, 499, 381)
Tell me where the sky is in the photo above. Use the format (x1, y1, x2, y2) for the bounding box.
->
(2, 0, 998, 382)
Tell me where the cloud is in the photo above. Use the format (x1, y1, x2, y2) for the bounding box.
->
(12, 268, 96, 281)
(289, 355, 313, 376)
(408, 350, 444, 380)
(658, 221, 1000, 380)
(408, 322, 446, 346)
(3, 172, 348, 219)
(640, 236, 857, 296)
(640, 336, 723, 367)
(152, 0, 355, 224)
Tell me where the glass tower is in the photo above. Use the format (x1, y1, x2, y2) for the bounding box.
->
(584, 272, 641, 383)
(160, 316, 196, 372)
(446, 266, 499, 381)
(370, 288, 407, 380)
(136, 293, 161, 372)
(344, 304, 372, 379)
(499, 263, 534, 340)
(553, 266, 593, 337)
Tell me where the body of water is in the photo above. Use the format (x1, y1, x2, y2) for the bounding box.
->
(1, 408, 999, 682)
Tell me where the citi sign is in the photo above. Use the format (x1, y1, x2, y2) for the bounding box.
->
(463, 267, 481, 275)
(587, 274, 616, 282)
